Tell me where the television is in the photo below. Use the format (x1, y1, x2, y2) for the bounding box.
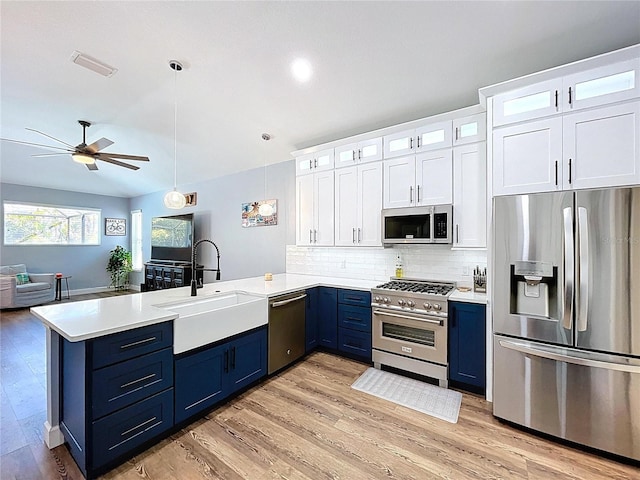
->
(150, 213, 194, 263)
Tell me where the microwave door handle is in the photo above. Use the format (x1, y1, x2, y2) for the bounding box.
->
(562, 207, 574, 330)
(577, 207, 588, 332)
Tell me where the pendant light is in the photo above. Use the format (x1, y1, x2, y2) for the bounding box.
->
(164, 60, 186, 209)
(258, 133, 274, 217)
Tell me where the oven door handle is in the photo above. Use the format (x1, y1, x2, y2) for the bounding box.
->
(373, 309, 443, 326)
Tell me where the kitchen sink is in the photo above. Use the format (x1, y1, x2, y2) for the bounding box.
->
(156, 291, 268, 354)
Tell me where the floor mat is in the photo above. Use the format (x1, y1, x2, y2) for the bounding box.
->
(351, 367, 462, 423)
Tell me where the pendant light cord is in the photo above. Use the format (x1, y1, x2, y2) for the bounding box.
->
(173, 65, 178, 190)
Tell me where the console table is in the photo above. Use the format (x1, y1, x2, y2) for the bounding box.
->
(143, 261, 203, 291)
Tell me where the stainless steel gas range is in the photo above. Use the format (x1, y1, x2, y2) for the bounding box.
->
(371, 278, 455, 387)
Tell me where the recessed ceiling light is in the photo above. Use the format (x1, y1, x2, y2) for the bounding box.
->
(291, 58, 312, 82)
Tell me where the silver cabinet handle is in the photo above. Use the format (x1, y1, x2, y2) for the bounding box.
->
(120, 337, 156, 349)
(499, 339, 640, 373)
(417, 185, 421, 203)
(309, 159, 312, 170)
(577, 207, 589, 332)
(568, 158, 572, 184)
(121, 416, 158, 437)
(563, 207, 574, 330)
(120, 373, 156, 389)
(314, 229, 318, 243)
(352, 228, 356, 243)
(416, 136, 421, 148)
(456, 224, 459, 244)
(455, 127, 459, 141)
(409, 137, 414, 149)
(271, 293, 307, 308)
(373, 309, 443, 326)
(357, 228, 361, 243)
(555, 160, 558, 186)
(352, 150, 356, 162)
(309, 229, 313, 243)
(314, 158, 318, 168)
(409, 186, 413, 203)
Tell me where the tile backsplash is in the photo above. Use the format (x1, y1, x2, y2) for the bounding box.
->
(286, 245, 487, 286)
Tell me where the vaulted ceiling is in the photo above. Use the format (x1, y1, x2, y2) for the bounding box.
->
(1, 1, 639, 198)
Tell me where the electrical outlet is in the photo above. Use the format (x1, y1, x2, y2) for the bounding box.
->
(462, 265, 469, 276)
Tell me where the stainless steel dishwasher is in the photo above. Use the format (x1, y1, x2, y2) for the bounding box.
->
(268, 291, 306, 374)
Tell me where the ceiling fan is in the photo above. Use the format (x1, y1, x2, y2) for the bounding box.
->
(0, 120, 150, 171)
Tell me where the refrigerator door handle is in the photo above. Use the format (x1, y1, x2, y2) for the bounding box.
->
(562, 207, 574, 330)
(577, 207, 589, 332)
(499, 339, 640, 374)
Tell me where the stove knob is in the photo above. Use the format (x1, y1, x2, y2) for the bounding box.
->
(374, 296, 381, 303)
(383, 297, 390, 304)
(423, 302, 432, 310)
(434, 304, 442, 311)
(406, 300, 415, 308)
(398, 299, 406, 306)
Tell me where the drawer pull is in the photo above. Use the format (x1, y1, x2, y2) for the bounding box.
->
(120, 373, 156, 389)
(120, 416, 158, 437)
(120, 337, 157, 349)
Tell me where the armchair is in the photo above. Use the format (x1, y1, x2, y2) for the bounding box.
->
(0, 264, 56, 309)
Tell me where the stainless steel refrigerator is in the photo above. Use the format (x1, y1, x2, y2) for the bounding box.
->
(493, 187, 640, 461)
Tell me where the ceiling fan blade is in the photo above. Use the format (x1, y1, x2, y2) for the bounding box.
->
(86, 162, 99, 171)
(86, 137, 114, 153)
(97, 157, 140, 170)
(95, 152, 149, 162)
(0, 137, 71, 152)
(31, 152, 69, 157)
(25, 128, 76, 148)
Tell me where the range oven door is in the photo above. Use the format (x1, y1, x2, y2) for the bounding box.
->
(372, 308, 447, 365)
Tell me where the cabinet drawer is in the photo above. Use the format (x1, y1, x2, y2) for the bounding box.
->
(337, 289, 371, 307)
(92, 348, 173, 419)
(338, 328, 372, 360)
(92, 322, 173, 369)
(338, 305, 371, 333)
(92, 388, 173, 469)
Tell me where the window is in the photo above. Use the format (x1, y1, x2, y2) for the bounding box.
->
(3, 202, 100, 245)
(131, 210, 143, 271)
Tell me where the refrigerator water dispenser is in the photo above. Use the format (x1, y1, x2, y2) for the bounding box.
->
(510, 261, 555, 318)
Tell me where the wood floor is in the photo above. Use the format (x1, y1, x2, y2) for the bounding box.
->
(1, 293, 638, 479)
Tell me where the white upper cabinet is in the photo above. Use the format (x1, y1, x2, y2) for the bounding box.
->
(383, 156, 415, 208)
(493, 101, 640, 196)
(493, 117, 563, 196)
(453, 113, 487, 146)
(295, 170, 334, 246)
(453, 142, 487, 248)
(564, 58, 640, 112)
(383, 121, 452, 159)
(295, 148, 335, 176)
(334, 137, 383, 168)
(493, 79, 563, 127)
(415, 150, 453, 205)
(335, 163, 382, 246)
(563, 101, 640, 190)
(383, 150, 453, 208)
(493, 58, 640, 127)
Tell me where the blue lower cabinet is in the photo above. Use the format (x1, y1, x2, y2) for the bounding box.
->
(305, 288, 319, 352)
(338, 328, 372, 360)
(92, 389, 174, 469)
(448, 301, 486, 391)
(337, 289, 372, 362)
(60, 322, 175, 479)
(174, 327, 267, 425)
(174, 342, 228, 424)
(318, 287, 338, 349)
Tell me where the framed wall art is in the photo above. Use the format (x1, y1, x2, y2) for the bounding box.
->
(241, 199, 277, 227)
(105, 217, 126, 236)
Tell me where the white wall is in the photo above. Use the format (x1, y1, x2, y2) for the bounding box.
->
(129, 160, 296, 286)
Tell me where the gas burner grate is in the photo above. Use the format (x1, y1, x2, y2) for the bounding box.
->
(375, 280, 455, 296)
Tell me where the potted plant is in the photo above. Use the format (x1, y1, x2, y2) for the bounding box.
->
(106, 245, 133, 290)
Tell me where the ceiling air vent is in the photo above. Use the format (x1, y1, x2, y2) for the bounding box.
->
(70, 51, 118, 77)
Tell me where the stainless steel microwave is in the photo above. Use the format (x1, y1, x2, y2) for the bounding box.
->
(382, 205, 453, 244)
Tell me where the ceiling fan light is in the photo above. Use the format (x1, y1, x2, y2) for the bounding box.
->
(72, 153, 95, 164)
(164, 189, 186, 209)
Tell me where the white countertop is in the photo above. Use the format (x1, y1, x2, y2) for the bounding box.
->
(31, 273, 379, 342)
(449, 289, 488, 305)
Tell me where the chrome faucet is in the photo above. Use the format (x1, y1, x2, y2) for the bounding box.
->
(191, 239, 221, 296)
